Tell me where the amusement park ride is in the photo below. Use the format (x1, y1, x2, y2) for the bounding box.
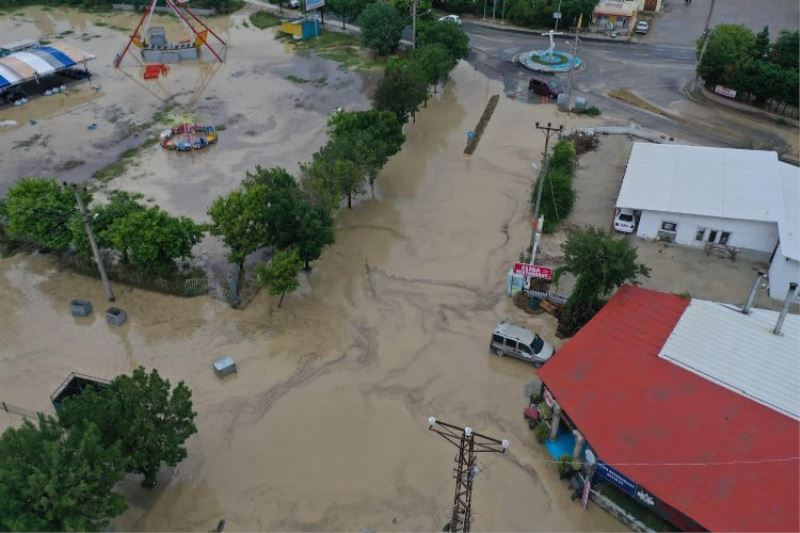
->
(114, 0, 227, 68)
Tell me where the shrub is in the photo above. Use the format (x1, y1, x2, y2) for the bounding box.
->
(533, 422, 549, 443)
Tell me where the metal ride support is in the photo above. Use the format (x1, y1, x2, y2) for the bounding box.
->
(529, 122, 563, 263)
(428, 417, 510, 533)
(114, 0, 227, 68)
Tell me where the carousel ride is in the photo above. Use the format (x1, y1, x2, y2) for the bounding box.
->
(159, 112, 218, 151)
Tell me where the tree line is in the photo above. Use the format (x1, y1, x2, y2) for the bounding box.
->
(697, 24, 799, 115)
(0, 368, 197, 531)
(424, 0, 597, 30)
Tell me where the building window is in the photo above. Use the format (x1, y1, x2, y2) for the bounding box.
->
(708, 230, 718, 243)
(695, 227, 706, 241)
(661, 221, 677, 232)
(719, 231, 731, 245)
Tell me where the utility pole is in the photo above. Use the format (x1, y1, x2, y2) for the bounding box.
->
(491, 0, 496, 23)
(482, 0, 487, 19)
(411, 0, 417, 48)
(694, 0, 716, 89)
(529, 122, 563, 263)
(500, 0, 506, 23)
(553, 0, 563, 31)
(566, 13, 582, 111)
(67, 182, 115, 302)
(428, 417, 509, 533)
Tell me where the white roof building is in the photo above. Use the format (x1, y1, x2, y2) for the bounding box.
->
(617, 143, 800, 299)
(660, 298, 800, 420)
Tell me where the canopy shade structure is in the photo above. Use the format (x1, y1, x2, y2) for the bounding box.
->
(0, 42, 95, 90)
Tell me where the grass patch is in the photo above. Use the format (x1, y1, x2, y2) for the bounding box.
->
(215, 124, 227, 131)
(287, 74, 309, 84)
(39, 38, 51, 44)
(608, 88, 670, 117)
(249, 10, 281, 29)
(94, 20, 108, 26)
(92, 136, 158, 183)
(293, 31, 390, 70)
(575, 105, 601, 117)
(13, 134, 42, 149)
(56, 159, 86, 172)
(58, 29, 74, 36)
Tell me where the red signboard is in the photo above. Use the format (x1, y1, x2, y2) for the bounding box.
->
(513, 262, 553, 280)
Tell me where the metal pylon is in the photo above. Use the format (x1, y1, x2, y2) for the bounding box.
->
(428, 417, 510, 532)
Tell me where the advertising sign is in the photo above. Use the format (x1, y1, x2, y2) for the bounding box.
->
(513, 262, 553, 280)
(714, 85, 737, 99)
(305, 0, 325, 10)
(595, 461, 637, 496)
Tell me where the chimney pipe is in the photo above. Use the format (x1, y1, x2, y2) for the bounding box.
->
(743, 270, 765, 314)
(773, 282, 798, 335)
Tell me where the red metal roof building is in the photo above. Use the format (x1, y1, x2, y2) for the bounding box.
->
(538, 285, 800, 531)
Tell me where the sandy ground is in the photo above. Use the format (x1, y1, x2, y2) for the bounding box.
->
(0, 6, 370, 211)
(0, 58, 627, 530)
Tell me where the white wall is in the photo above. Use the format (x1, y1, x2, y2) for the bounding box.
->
(636, 210, 779, 255)
(768, 245, 800, 300)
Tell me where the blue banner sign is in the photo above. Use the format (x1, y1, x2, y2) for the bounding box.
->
(596, 461, 638, 496)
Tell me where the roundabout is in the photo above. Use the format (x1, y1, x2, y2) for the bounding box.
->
(517, 30, 582, 73)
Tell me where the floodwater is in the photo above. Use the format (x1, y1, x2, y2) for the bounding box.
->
(0, 35, 623, 529)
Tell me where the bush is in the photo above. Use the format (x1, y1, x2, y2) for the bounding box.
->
(533, 421, 549, 443)
(357, 2, 403, 55)
(536, 168, 575, 233)
(557, 454, 574, 476)
(250, 10, 281, 29)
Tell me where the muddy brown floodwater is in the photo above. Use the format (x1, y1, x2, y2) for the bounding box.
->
(0, 12, 623, 531)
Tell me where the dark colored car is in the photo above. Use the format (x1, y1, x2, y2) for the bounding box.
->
(528, 77, 561, 99)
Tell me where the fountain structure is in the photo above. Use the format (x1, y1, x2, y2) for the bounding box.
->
(518, 30, 582, 73)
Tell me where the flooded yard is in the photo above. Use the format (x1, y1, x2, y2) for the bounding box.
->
(0, 13, 623, 526)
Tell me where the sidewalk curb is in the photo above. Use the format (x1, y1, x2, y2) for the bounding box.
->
(461, 19, 633, 44)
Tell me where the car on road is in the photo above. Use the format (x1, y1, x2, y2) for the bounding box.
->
(288, 0, 301, 8)
(528, 77, 561, 99)
(613, 208, 637, 233)
(490, 321, 555, 367)
(438, 14, 462, 25)
(635, 20, 649, 34)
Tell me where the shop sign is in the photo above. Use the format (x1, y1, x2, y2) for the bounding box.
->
(714, 85, 737, 99)
(513, 262, 553, 280)
(596, 461, 638, 496)
(636, 488, 655, 506)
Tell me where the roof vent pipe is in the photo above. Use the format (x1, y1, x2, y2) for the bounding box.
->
(743, 270, 765, 314)
(773, 282, 798, 336)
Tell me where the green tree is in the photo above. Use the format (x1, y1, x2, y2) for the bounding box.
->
(256, 247, 303, 307)
(327, 0, 368, 28)
(293, 201, 335, 270)
(771, 30, 799, 69)
(357, 1, 404, 55)
(243, 166, 303, 249)
(328, 109, 405, 192)
(417, 18, 470, 60)
(550, 139, 576, 170)
(70, 191, 146, 259)
(536, 168, 575, 233)
(208, 185, 269, 297)
(106, 206, 202, 277)
(554, 227, 650, 336)
(412, 43, 456, 91)
(696, 24, 756, 87)
(373, 59, 429, 122)
(59, 367, 197, 488)
(5, 178, 80, 250)
(753, 25, 770, 59)
(0, 415, 127, 532)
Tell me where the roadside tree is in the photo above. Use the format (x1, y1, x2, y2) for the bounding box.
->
(771, 30, 799, 69)
(256, 247, 303, 307)
(244, 166, 303, 249)
(328, 0, 368, 28)
(373, 59, 429, 122)
(417, 19, 470, 60)
(208, 185, 269, 299)
(59, 367, 197, 488)
(5, 178, 79, 250)
(357, 2, 404, 55)
(293, 201, 335, 270)
(0, 415, 127, 531)
(412, 43, 456, 91)
(696, 24, 756, 87)
(554, 227, 650, 337)
(70, 191, 147, 259)
(106, 206, 202, 277)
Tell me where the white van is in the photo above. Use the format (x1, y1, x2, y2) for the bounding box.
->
(490, 321, 555, 367)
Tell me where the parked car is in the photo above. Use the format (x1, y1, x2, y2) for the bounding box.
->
(528, 77, 561, 99)
(288, 0, 301, 8)
(613, 208, 636, 233)
(438, 14, 462, 25)
(490, 321, 555, 367)
(635, 20, 649, 34)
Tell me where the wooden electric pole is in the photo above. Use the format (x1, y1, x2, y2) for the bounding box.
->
(529, 122, 563, 262)
(694, 0, 716, 89)
(566, 13, 582, 111)
(67, 183, 115, 302)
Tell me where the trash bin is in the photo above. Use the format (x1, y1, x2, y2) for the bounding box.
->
(212, 356, 237, 377)
(70, 299, 93, 317)
(105, 307, 127, 326)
